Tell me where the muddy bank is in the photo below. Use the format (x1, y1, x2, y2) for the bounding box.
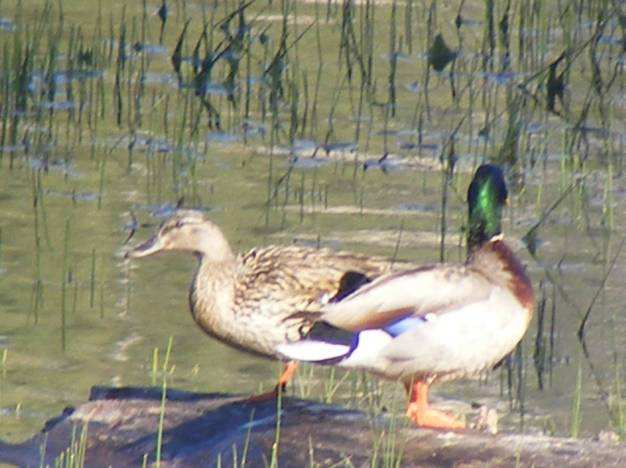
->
(0, 386, 623, 467)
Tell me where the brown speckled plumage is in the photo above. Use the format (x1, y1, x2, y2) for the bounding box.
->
(127, 210, 406, 359)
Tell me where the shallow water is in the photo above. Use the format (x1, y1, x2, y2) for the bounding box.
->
(0, 0, 625, 446)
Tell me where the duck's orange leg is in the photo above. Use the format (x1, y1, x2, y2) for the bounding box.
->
(405, 381, 465, 429)
(276, 360, 298, 389)
(246, 361, 299, 403)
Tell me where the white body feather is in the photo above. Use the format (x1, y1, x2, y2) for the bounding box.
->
(278, 284, 530, 384)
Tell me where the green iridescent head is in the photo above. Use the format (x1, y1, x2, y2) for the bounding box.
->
(466, 164, 508, 252)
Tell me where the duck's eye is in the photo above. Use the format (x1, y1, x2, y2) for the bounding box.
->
(175, 220, 185, 228)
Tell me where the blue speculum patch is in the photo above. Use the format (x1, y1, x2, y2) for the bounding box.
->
(383, 316, 426, 337)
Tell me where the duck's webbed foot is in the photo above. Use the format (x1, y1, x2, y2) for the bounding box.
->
(405, 380, 465, 430)
(406, 403, 466, 429)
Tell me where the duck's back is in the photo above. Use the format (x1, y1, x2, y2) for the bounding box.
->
(231, 246, 407, 355)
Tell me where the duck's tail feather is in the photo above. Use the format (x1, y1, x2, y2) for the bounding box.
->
(307, 321, 355, 345)
(329, 271, 372, 303)
(278, 321, 358, 365)
(277, 340, 351, 364)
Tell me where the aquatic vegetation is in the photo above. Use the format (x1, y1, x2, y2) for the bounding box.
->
(0, 0, 623, 447)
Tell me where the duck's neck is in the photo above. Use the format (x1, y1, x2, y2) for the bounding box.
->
(194, 229, 236, 263)
(467, 220, 502, 257)
(470, 238, 534, 311)
(188, 252, 238, 333)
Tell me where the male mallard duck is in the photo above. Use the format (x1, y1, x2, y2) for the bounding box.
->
(278, 164, 534, 429)
(125, 210, 408, 396)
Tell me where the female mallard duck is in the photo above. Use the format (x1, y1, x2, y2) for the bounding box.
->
(125, 210, 408, 396)
(278, 164, 534, 429)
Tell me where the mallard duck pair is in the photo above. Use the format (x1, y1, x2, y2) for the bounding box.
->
(127, 164, 533, 429)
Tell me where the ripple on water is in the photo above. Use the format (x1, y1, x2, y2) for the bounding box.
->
(130, 135, 174, 154)
(46, 190, 98, 203)
(244, 76, 266, 86)
(198, 82, 230, 97)
(481, 71, 524, 86)
(363, 155, 408, 173)
(132, 42, 167, 56)
(134, 203, 212, 219)
(322, 142, 358, 154)
(524, 121, 546, 134)
(405, 81, 420, 94)
(0, 144, 25, 153)
(206, 131, 241, 145)
(288, 156, 331, 170)
(380, 51, 413, 63)
(456, 16, 482, 28)
(29, 157, 79, 177)
(110, 333, 143, 362)
(395, 202, 437, 213)
(397, 141, 417, 150)
(134, 203, 179, 219)
(291, 139, 319, 155)
(142, 72, 179, 88)
(597, 35, 624, 46)
(39, 100, 75, 111)
(287, 237, 342, 251)
(28, 69, 104, 93)
(0, 18, 16, 32)
(241, 121, 267, 139)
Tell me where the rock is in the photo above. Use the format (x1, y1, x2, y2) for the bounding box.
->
(0, 386, 624, 467)
(471, 404, 499, 435)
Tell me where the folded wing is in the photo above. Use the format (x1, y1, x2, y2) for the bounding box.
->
(321, 264, 494, 332)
